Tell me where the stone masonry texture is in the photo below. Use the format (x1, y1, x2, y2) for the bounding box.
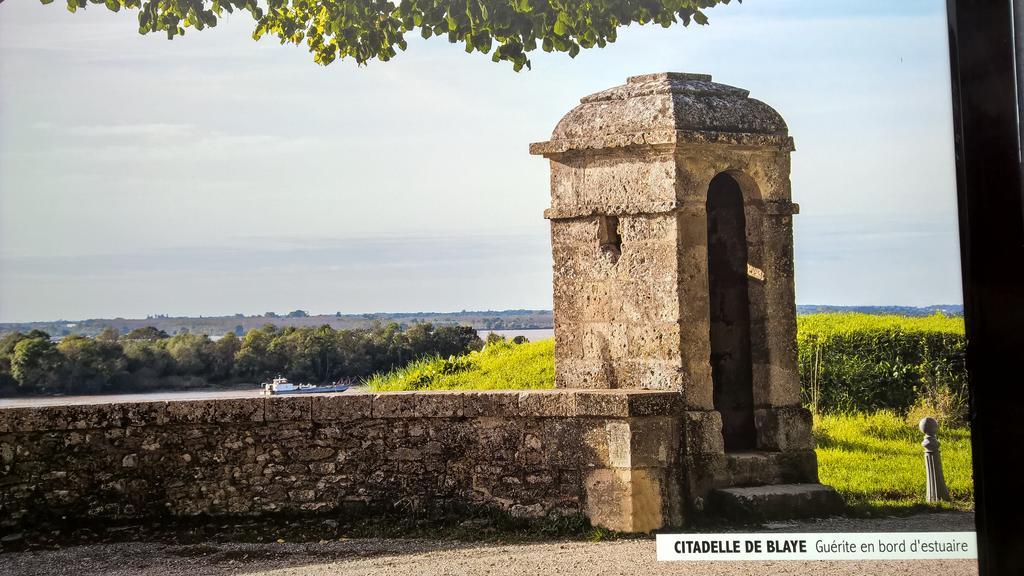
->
(532, 72, 821, 511)
(0, 390, 684, 534)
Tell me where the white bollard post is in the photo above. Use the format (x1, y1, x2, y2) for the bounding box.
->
(919, 417, 950, 502)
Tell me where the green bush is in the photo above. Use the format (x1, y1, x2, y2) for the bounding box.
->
(798, 313, 966, 416)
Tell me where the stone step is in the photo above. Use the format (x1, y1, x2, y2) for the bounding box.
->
(709, 483, 845, 522)
(717, 451, 816, 488)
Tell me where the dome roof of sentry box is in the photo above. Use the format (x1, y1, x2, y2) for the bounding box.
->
(529, 72, 790, 156)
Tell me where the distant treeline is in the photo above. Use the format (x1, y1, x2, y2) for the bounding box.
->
(0, 323, 483, 396)
(0, 309, 553, 340)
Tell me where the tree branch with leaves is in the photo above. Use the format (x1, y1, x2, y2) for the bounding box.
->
(43, 0, 738, 70)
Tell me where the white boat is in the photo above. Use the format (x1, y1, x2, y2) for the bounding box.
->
(262, 376, 349, 395)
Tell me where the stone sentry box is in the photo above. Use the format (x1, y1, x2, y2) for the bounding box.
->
(531, 72, 836, 513)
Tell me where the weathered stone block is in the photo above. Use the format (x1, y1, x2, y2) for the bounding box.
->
(606, 281, 646, 323)
(577, 282, 613, 322)
(107, 402, 169, 428)
(311, 394, 372, 422)
(414, 393, 464, 418)
(551, 218, 599, 245)
(539, 418, 586, 468)
(518, 390, 575, 417)
(681, 410, 724, 455)
(709, 483, 844, 522)
(553, 323, 585, 360)
(584, 467, 672, 533)
(166, 399, 263, 424)
(627, 417, 678, 467)
(761, 364, 801, 407)
(648, 281, 683, 322)
(265, 396, 311, 422)
(582, 322, 628, 361)
(617, 242, 678, 284)
(610, 360, 638, 389)
(371, 392, 463, 419)
(370, 392, 417, 418)
(626, 322, 682, 361)
(462, 391, 521, 417)
(619, 214, 677, 244)
(681, 453, 726, 505)
(754, 406, 814, 452)
(633, 359, 686, 391)
(626, 390, 683, 416)
(573, 391, 630, 417)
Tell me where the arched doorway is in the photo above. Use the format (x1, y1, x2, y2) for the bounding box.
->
(706, 172, 756, 451)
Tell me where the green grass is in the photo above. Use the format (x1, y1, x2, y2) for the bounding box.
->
(814, 411, 974, 515)
(366, 339, 555, 391)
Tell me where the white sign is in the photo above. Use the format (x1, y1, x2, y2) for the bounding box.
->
(656, 532, 977, 561)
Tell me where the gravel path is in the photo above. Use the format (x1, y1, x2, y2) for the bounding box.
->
(0, 512, 977, 576)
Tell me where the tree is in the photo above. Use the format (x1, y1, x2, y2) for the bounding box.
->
(125, 326, 170, 341)
(287, 309, 309, 318)
(211, 331, 241, 380)
(0, 332, 29, 359)
(57, 335, 128, 393)
(164, 333, 214, 376)
(234, 324, 284, 379)
(123, 339, 175, 380)
(11, 337, 65, 393)
(44, 0, 736, 71)
(0, 332, 29, 392)
(284, 325, 341, 382)
(96, 327, 121, 342)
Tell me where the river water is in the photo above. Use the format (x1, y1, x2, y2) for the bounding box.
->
(0, 388, 270, 408)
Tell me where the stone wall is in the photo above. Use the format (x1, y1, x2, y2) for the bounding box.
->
(0, 390, 685, 534)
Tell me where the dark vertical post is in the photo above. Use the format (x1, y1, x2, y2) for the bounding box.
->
(946, 1, 1024, 573)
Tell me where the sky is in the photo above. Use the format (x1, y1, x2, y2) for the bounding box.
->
(0, 0, 962, 323)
